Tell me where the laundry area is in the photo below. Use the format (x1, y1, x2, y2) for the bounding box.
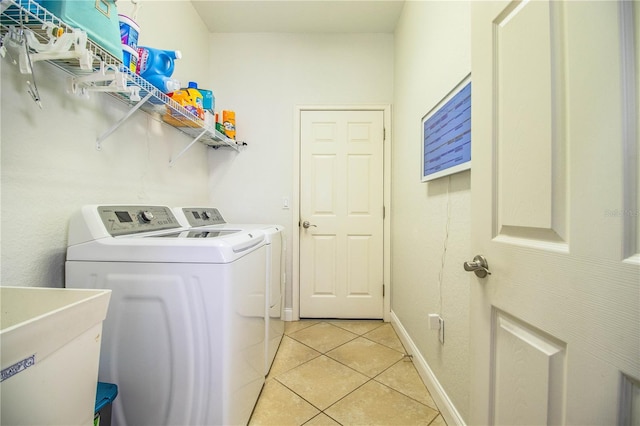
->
(65, 204, 283, 425)
(2, 0, 639, 425)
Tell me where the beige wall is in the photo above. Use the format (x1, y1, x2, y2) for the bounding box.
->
(392, 1, 472, 421)
(206, 32, 395, 309)
(1, 1, 211, 288)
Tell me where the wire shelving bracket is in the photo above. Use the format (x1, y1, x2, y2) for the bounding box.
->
(0, 0, 244, 160)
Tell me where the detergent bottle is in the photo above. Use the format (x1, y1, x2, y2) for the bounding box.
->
(222, 110, 236, 140)
(168, 84, 204, 120)
(145, 74, 181, 94)
(137, 46, 181, 80)
(186, 81, 203, 105)
(187, 81, 215, 112)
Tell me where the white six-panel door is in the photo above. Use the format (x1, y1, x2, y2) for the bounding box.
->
(299, 110, 385, 319)
(470, 1, 639, 424)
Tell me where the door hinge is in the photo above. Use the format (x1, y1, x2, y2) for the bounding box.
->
(383, 206, 386, 219)
(383, 285, 385, 297)
(383, 127, 386, 141)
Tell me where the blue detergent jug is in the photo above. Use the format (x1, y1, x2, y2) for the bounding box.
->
(137, 46, 181, 79)
(145, 74, 181, 94)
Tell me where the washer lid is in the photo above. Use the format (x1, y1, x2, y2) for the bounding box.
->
(66, 205, 266, 263)
(66, 228, 266, 263)
(147, 229, 240, 239)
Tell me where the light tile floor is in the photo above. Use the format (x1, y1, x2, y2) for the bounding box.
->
(249, 320, 447, 426)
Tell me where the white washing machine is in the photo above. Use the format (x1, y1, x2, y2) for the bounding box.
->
(65, 205, 267, 426)
(173, 207, 285, 376)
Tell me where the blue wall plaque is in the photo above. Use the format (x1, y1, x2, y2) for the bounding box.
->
(422, 75, 471, 182)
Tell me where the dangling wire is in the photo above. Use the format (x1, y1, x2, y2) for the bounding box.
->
(437, 175, 452, 315)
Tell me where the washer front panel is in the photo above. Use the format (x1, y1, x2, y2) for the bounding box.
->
(98, 205, 180, 237)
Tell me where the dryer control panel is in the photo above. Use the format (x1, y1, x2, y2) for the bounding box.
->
(180, 207, 226, 227)
(98, 205, 181, 236)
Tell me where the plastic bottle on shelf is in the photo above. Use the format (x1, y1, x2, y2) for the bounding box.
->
(169, 83, 204, 119)
(137, 46, 181, 79)
(186, 81, 204, 111)
(222, 110, 236, 140)
(189, 82, 214, 112)
(145, 74, 181, 93)
(215, 113, 225, 134)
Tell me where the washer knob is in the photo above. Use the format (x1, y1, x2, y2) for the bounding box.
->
(202, 211, 212, 220)
(140, 211, 154, 222)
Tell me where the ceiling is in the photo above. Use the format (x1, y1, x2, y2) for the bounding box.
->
(190, 1, 406, 34)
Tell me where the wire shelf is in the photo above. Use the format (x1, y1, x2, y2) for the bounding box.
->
(0, 0, 239, 151)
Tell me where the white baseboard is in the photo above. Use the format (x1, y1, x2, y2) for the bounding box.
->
(283, 308, 295, 322)
(390, 311, 466, 426)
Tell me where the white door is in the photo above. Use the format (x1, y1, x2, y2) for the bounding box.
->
(470, 1, 639, 425)
(299, 110, 385, 319)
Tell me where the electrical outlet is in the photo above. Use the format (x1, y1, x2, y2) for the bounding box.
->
(428, 314, 440, 330)
(428, 314, 445, 344)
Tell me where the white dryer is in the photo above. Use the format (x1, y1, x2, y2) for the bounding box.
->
(65, 205, 267, 426)
(173, 207, 285, 376)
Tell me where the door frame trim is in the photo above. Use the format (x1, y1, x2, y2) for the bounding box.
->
(291, 104, 392, 322)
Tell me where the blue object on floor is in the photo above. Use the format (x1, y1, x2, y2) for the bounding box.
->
(94, 382, 118, 426)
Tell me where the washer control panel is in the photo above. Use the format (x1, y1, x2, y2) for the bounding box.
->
(180, 207, 226, 227)
(98, 205, 181, 236)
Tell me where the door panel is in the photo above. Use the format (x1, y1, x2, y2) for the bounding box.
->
(636, 0, 640, 260)
(493, 0, 568, 249)
(300, 110, 384, 318)
(496, 0, 555, 232)
(623, 0, 640, 261)
(312, 155, 337, 214)
(311, 235, 337, 295)
(492, 310, 566, 426)
(471, 1, 639, 424)
(347, 235, 373, 295)
(348, 155, 374, 214)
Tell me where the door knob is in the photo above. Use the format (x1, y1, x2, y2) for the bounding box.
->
(464, 255, 491, 278)
(302, 221, 317, 229)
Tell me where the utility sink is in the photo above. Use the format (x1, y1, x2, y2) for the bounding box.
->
(1, 286, 111, 425)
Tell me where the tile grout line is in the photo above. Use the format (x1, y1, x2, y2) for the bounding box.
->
(282, 324, 439, 412)
(287, 322, 407, 357)
(279, 322, 388, 424)
(370, 361, 442, 411)
(327, 320, 386, 335)
(261, 320, 444, 426)
(293, 361, 437, 426)
(287, 320, 385, 336)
